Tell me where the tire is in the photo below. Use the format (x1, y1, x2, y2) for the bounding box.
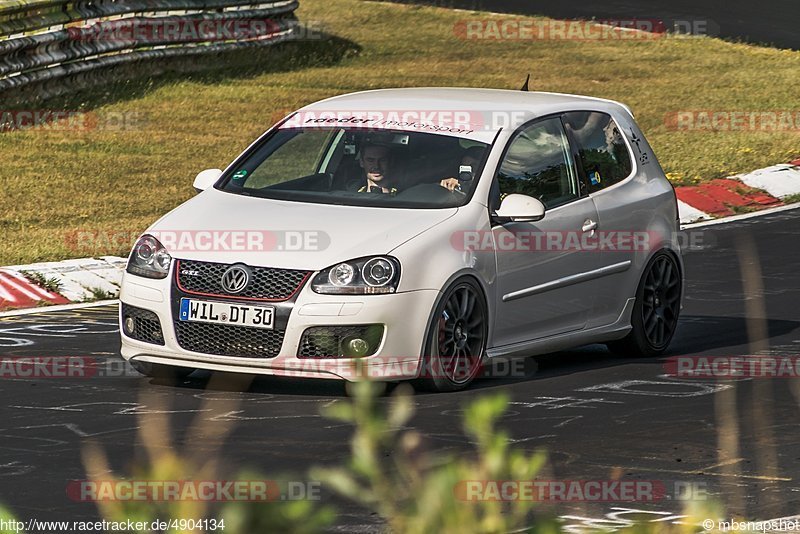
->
(607, 250, 682, 357)
(129, 360, 196, 381)
(414, 278, 488, 392)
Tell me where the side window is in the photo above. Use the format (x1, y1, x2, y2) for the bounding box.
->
(496, 117, 580, 209)
(563, 111, 633, 192)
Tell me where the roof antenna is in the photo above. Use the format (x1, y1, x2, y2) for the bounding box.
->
(520, 73, 530, 92)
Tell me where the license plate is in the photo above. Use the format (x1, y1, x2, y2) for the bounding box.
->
(179, 298, 274, 329)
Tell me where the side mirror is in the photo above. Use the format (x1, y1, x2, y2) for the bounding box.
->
(494, 194, 546, 223)
(193, 168, 223, 193)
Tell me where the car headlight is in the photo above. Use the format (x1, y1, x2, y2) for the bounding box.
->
(312, 256, 400, 294)
(126, 234, 172, 279)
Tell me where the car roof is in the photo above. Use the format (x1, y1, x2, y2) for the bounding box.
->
(300, 87, 633, 118)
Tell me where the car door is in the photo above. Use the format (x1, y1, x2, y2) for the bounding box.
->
(562, 111, 639, 329)
(491, 116, 609, 347)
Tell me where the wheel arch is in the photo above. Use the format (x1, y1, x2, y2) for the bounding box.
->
(415, 270, 492, 376)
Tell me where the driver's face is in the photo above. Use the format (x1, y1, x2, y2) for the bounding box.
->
(360, 146, 391, 183)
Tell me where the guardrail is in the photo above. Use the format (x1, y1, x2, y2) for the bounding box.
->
(0, 0, 300, 101)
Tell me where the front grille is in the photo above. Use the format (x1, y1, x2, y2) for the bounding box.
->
(298, 325, 384, 359)
(176, 259, 310, 301)
(174, 321, 284, 358)
(121, 304, 165, 346)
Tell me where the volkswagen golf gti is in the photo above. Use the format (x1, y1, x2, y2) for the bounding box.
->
(119, 88, 683, 392)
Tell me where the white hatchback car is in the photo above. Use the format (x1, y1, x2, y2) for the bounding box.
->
(120, 88, 682, 391)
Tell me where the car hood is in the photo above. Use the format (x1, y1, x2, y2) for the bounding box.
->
(147, 188, 458, 270)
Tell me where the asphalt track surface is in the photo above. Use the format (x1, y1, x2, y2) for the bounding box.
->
(1, 207, 799, 531)
(387, 0, 800, 50)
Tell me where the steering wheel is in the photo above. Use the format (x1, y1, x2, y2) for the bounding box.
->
(450, 185, 466, 197)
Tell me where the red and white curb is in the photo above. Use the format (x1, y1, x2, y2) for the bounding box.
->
(0, 256, 126, 312)
(676, 159, 800, 224)
(0, 270, 69, 309)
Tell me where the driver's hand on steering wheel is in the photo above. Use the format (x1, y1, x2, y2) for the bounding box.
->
(439, 177, 460, 192)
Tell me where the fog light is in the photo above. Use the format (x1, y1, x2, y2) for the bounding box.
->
(347, 337, 370, 357)
(123, 316, 135, 335)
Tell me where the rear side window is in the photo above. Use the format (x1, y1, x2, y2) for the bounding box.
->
(496, 117, 580, 209)
(563, 111, 633, 192)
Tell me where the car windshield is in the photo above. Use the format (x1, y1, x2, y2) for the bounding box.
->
(219, 128, 492, 208)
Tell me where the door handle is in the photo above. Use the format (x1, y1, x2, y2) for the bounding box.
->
(582, 219, 598, 233)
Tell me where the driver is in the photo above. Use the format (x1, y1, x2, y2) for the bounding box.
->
(350, 141, 484, 195)
(352, 143, 399, 194)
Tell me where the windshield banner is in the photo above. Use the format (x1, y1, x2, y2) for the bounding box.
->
(279, 110, 504, 143)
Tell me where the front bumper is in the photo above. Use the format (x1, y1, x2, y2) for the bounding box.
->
(119, 269, 439, 381)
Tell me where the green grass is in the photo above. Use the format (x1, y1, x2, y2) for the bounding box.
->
(0, 0, 798, 264)
(782, 193, 800, 204)
(81, 286, 117, 302)
(19, 270, 62, 293)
